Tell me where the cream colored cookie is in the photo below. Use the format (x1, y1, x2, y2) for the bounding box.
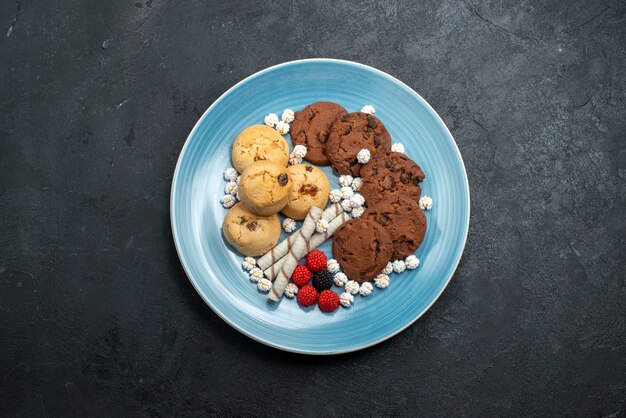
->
(231, 125, 289, 173)
(223, 203, 281, 256)
(281, 164, 330, 220)
(238, 161, 291, 216)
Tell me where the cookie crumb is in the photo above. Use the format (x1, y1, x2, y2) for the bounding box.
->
(351, 177, 363, 191)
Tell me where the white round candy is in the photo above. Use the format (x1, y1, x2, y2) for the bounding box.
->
(264, 113, 279, 128)
(375, 274, 390, 288)
(405, 255, 420, 269)
(224, 167, 238, 182)
(419, 195, 433, 211)
(340, 187, 354, 199)
(334, 272, 348, 287)
(282, 218, 297, 233)
(359, 282, 373, 296)
(392, 260, 406, 274)
(360, 105, 375, 114)
(327, 259, 340, 274)
(281, 108, 295, 123)
(257, 278, 272, 292)
(338, 175, 354, 187)
(220, 194, 236, 208)
(391, 143, 405, 153)
(249, 267, 264, 283)
(275, 121, 289, 135)
(292, 144, 307, 158)
(284, 283, 299, 298)
(340, 292, 354, 307)
(329, 189, 343, 203)
(345, 280, 360, 295)
(356, 148, 371, 164)
(242, 257, 256, 271)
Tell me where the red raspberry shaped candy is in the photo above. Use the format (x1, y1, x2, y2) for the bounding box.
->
(291, 264, 312, 287)
(317, 290, 340, 313)
(297, 285, 318, 307)
(306, 250, 327, 272)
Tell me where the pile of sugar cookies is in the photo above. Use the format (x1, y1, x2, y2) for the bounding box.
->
(222, 123, 332, 257)
(221, 102, 433, 306)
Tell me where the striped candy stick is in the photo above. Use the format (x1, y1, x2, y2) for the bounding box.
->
(264, 210, 350, 281)
(268, 206, 323, 302)
(257, 203, 342, 271)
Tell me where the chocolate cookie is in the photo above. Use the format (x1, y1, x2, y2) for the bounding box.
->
(325, 112, 392, 176)
(290, 102, 347, 166)
(332, 219, 393, 282)
(362, 193, 427, 259)
(360, 152, 425, 206)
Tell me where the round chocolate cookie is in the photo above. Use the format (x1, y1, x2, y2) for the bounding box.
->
(290, 102, 347, 166)
(325, 112, 392, 176)
(332, 218, 393, 282)
(360, 152, 425, 206)
(362, 193, 427, 259)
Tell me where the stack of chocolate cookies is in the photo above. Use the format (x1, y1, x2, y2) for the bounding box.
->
(291, 102, 428, 283)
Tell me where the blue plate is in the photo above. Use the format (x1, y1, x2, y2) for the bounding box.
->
(171, 59, 470, 354)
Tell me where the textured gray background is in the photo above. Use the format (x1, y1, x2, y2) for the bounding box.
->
(1, 0, 625, 416)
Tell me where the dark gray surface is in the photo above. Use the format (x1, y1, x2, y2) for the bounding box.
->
(1, 0, 625, 416)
